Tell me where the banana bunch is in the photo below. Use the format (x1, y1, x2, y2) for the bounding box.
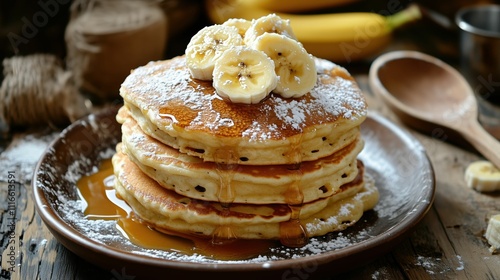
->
(204, 0, 422, 63)
(185, 14, 316, 104)
(486, 214, 500, 254)
(464, 161, 500, 192)
(242, 0, 360, 13)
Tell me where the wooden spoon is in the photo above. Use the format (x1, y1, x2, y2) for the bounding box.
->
(369, 50, 500, 168)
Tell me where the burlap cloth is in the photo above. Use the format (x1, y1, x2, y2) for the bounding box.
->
(65, 0, 168, 101)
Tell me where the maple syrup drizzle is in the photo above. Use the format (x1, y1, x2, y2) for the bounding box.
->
(212, 149, 239, 244)
(76, 159, 128, 220)
(158, 101, 198, 127)
(280, 134, 308, 247)
(76, 159, 275, 260)
(157, 112, 178, 123)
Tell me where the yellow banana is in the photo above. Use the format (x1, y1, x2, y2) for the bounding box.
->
(242, 0, 360, 13)
(205, 0, 421, 63)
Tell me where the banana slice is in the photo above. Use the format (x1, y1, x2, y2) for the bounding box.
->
(464, 160, 500, 192)
(213, 46, 277, 104)
(222, 18, 251, 39)
(252, 33, 317, 98)
(485, 214, 500, 254)
(244, 14, 297, 45)
(185, 25, 243, 80)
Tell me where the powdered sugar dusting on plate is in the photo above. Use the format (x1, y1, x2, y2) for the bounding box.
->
(0, 131, 58, 183)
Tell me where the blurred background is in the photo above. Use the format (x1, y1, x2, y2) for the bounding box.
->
(1, 0, 497, 62)
(2, 0, 498, 64)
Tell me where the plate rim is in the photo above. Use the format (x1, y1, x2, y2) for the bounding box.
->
(32, 108, 435, 274)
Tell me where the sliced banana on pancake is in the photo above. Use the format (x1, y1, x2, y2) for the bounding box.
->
(213, 46, 278, 104)
(464, 160, 500, 192)
(244, 13, 297, 45)
(222, 18, 251, 38)
(185, 25, 243, 80)
(253, 33, 317, 98)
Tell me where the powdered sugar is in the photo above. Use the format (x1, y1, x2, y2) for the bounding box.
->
(122, 59, 198, 106)
(272, 99, 308, 130)
(414, 254, 465, 275)
(241, 121, 280, 141)
(0, 131, 58, 183)
(297, 231, 364, 255)
(65, 157, 96, 182)
(61, 200, 121, 243)
(191, 107, 235, 131)
(315, 78, 362, 119)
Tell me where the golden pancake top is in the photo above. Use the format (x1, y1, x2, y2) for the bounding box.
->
(120, 55, 367, 141)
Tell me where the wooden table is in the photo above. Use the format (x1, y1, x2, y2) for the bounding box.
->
(1, 1, 500, 278)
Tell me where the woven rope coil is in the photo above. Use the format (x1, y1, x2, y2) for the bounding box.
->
(0, 54, 90, 132)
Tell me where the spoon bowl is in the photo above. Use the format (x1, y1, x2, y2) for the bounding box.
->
(369, 50, 500, 167)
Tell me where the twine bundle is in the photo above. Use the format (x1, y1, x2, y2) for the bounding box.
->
(0, 54, 91, 132)
(65, 0, 168, 101)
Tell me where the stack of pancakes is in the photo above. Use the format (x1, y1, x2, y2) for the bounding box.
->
(112, 55, 379, 246)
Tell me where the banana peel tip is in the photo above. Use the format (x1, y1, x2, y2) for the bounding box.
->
(386, 4, 422, 31)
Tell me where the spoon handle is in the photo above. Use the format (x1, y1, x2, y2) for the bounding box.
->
(461, 121, 500, 168)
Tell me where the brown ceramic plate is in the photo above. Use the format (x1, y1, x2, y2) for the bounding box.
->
(33, 106, 435, 280)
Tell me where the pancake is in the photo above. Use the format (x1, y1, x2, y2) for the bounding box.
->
(112, 21, 377, 247)
(119, 56, 367, 165)
(112, 149, 379, 240)
(118, 109, 363, 204)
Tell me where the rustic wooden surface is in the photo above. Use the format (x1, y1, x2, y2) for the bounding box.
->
(1, 1, 500, 278)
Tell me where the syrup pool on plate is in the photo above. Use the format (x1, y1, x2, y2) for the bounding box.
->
(76, 159, 277, 260)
